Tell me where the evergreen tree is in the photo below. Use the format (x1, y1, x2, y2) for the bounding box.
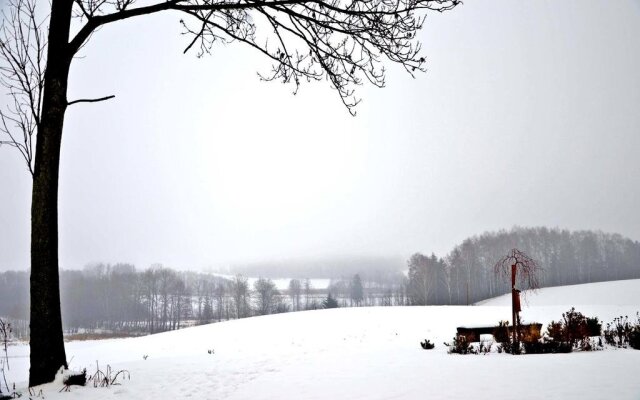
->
(322, 293, 339, 309)
(202, 299, 214, 323)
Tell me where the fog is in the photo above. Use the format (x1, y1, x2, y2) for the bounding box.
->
(1, 0, 639, 271)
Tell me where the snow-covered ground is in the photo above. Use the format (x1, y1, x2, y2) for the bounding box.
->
(477, 279, 640, 307)
(4, 279, 640, 399)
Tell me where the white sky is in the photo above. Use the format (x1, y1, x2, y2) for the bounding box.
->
(1, 0, 639, 271)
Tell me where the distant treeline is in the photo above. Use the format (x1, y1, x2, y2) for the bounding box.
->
(1, 265, 227, 336)
(2, 227, 639, 338)
(0, 265, 345, 338)
(407, 227, 640, 305)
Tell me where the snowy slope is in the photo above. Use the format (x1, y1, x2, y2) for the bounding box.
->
(4, 279, 640, 400)
(477, 278, 640, 306)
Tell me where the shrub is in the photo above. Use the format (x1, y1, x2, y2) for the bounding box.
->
(521, 324, 541, 343)
(522, 333, 572, 354)
(492, 321, 510, 343)
(604, 313, 640, 349)
(492, 320, 519, 354)
(561, 307, 590, 347)
(526, 308, 606, 353)
(629, 329, 640, 350)
(89, 362, 130, 388)
(542, 338, 572, 354)
(586, 317, 602, 337)
(63, 369, 88, 388)
(497, 340, 522, 355)
(545, 307, 598, 351)
(477, 338, 493, 354)
(444, 336, 476, 355)
(578, 337, 604, 352)
(522, 339, 543, 354)
(420, 339, 435, 350)
(546, 321, 565, 342)
(521, 326, 543, 354)
(604, 315, 632, 348)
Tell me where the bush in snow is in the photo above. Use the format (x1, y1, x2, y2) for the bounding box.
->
(0, 318, 16, 399)
(514, 320, 572, 354)
(492, 321, 510, 343)
(80, 362, 131, 389)
(604, 315, 631, 347)
(420, 339, 435, 350)
(521, 336, 572, 354)
(604, 313, 640, 349)
(478, 339, 493, 354)
(519, 324, 543, 354)
(545, 307, 599, 351)
(631, 331, 640, 350)
(61, 369, 88, 391)
(491, 321, 523, 355)
(445, 335, 476, 355)
(560, 307, 590, 347)
(497, 339, 522, 355)
(525, 308, 605, 353)
(586, 316, 602, 337)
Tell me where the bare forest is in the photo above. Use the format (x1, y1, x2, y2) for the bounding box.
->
(2, 226, 639, 339)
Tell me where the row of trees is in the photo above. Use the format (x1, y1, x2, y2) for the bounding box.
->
(0, 266, 415, 338)
(3, 227, 639, 338)
(325, 273, 414, 307)
(407, 227, 640, 305)
(0, 265, 348, 336)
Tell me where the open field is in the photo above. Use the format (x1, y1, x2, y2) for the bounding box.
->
(4, 279, 640, 399)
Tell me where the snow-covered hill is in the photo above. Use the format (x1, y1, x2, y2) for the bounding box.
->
(4, 279, 640, 400)
(478, 278, 640, 306)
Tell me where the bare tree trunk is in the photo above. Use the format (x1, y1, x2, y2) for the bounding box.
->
(29, 0, 72, 387)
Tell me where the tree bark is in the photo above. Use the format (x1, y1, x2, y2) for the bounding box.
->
(29, 0, 73, 387)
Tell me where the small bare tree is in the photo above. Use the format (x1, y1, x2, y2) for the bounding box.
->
(303, 278, 313, 309)
(288, 278, 302, 311)
(231, 274, 250, 319)
(494, 248, 542, 344)
(0, 318, 11, 397)
(0, 318, 10, 370)
(254, 277, 279, 315)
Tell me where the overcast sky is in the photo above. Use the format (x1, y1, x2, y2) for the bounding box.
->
(1, 0, 639, 271)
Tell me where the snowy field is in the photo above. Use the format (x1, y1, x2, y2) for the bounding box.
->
(4, 279, 640, 399)
(478, 279, 640, 307)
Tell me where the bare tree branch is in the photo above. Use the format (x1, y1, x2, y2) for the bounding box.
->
(494, 248, 543, 291)
(2, 0, 459, 173)
(66, 0, 459, 114)
(67, 94, 115, 106)
(0, 0, 46, 176)
(69, 0, 315, 55)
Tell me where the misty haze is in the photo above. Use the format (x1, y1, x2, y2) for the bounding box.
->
(1, 0, 639, 399)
